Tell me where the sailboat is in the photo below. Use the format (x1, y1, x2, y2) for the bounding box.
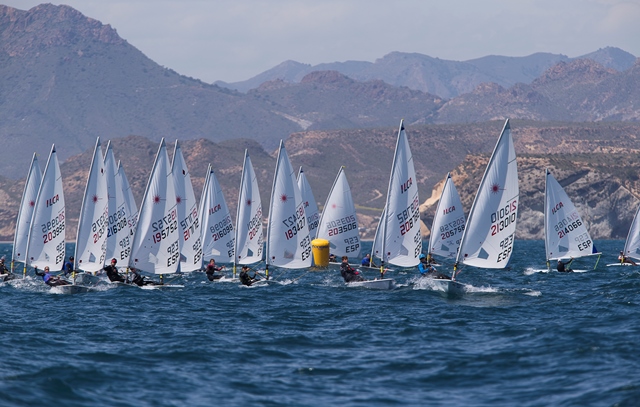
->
(297, 167, 320, 240)
(438, 119, 519, 295)
(171, 141, 203, 272)
(128, 139, 182, 288)
(199, 164, 235, 264)
(11, 153, 42, 276)
(104, 142, 137, 267)
(74, 138, 109, 281)
(619, 203, 640, 266)
(315, 166, 361, 261)
(233, 150, 264, 278)
(366, 120, 420, 289)
(265, 141, 312, 274)
(428, 173, 466, 262)
(544, 169, 600, 271)
(25, 145, 89, 293)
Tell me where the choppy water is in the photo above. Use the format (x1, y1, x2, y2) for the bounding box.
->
(1, 240, 640, 407)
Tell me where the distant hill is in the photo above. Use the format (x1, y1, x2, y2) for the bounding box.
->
(217, 47, 636, 97)
(0, 4, 300, 178)
(3, 121, 640, 242)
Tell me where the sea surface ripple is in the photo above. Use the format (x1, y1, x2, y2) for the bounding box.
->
(1, 240, 640, 406)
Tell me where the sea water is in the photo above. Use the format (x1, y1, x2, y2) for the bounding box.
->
(1, 240, 639, 407)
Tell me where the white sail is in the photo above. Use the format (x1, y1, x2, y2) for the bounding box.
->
(544, 169, 597, 261)
(456, 119, 518, 269)
(234, 150, 264, 265)
(118, 161, 138, 264)
(429, 173, 466, 261)
(623, 204, 640, 261)
(370, 206, 385, 262)
(379, 120, 421, 267)
(297, 167, 320, 240)
(104, 143, 135, 265)
(25, 145, 66, 270)
(200, 165, 235, 263)
(12, 153, 42, 265)
(316, 167, 361, 258)
(75, 138, 109, 272)
(171, 141, 203, 271)
(266, 141, 312, 268)
(128, 139, 180, 274)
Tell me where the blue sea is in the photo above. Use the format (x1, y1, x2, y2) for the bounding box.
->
(1, 240, 639, 407)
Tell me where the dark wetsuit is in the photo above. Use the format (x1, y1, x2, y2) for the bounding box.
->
(0, 263, 14, 281)
(239, 270, 257, 286)
(340, 262, 364, 283)
(129, 270, 155, 286)
(205, 264, 224, 281)
(103, 264, 125, 282)
(557, 260, 573, 273)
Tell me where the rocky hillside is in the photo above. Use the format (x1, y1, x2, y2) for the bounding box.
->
(3, 121, 640, 242)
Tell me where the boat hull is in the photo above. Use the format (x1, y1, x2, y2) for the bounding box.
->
(50, 284, 91, 294)
(139, 284, 184, 290)
(430, 279, 465, 298)
(347, 278, 394, 290)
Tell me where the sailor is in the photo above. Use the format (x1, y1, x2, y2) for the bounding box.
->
(618, 251, 637, 265)
(418, 253, 450, 279)
(340, 256, 364, 283)
(128, 268, 157, 286)
(557, 259, 574, 273)
(361, 253, 377, 267)
(205, 258, 225, 281)
(0, 257, 14, 281)
(239, 265, 259, 286)
(63, 256, 74, 276)
(34, 266, 71, 286)
(103, 258, 126, 282)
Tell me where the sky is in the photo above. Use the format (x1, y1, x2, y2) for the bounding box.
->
(3, 0, 640, 84)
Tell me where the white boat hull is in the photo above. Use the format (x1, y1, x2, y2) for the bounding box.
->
(50, 284, 91, 294)
(139, 284, 184, 290)
(74, 272, 101, 285)
(606, 263, 635, 267)
(430, 279, 465, 297)
(348, 278, 394, 290)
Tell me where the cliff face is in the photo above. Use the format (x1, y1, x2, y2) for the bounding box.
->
(419, 153, 640, 240)
(3, 122, 640, 242)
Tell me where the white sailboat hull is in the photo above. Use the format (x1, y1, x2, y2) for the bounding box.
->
(139, 284, 185, 290)
(429, 278, 466, 298)
(347, 278, 395, 290)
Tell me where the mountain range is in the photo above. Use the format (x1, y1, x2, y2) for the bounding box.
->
(1, 3, 640, 180)
(1, 4, 640, 244)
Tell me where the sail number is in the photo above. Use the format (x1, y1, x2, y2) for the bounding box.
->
(300, 236, 312, 260)
(210, 215, 234, 241)
(344, 236, 360, 253)
(247, 206, 263, 241)
(118, 236, 131, 261)
(496, 233, 515, 262)
(283, 204, 307, 240)
(152, 208, 178, 243)
(180, 206, 200, 242)
(397, 195, 420, 236)
(574, 232, 592, 251)
(490, 200, 517, 236)
(326, 215, 357, 237)
(42, 211, 65, 244)
(166, 241, 179, 267)
(555, 212, 582, 239)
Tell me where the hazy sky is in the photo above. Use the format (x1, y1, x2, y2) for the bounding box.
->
(4, 1, 640, 83)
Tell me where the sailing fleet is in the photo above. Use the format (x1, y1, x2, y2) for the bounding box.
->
(5, 118, 632, 295)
